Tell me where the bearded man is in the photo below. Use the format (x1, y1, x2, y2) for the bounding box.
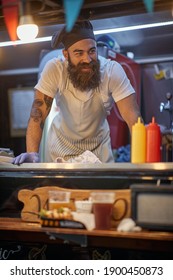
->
(13, 21, 141, 164)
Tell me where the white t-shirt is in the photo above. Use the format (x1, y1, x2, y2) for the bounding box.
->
(35, 55, 135, 115)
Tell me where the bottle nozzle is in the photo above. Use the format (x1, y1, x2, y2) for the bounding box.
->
(137, 117, 141, 123)
(152, 116, 155, 123)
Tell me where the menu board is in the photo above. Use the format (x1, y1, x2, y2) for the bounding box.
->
(8, 87, 34, 137)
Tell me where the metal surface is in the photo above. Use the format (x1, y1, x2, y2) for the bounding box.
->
(0, 162, 173, 181)
(46, 231, 88, 247)
(0, 162, 172, 195)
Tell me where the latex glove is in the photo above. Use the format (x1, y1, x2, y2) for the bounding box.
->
(12, 152, 39, 165)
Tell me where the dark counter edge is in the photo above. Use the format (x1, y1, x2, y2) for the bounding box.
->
(0, 162, 173, 180)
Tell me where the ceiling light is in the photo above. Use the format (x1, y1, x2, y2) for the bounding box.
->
(17, 15, 39, 41)
(1, 20, 173, 47)
(0, 36, 51, 47)
(94, 20, 173, 35)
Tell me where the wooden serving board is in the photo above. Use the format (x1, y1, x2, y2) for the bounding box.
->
(18, 186, 131, 228)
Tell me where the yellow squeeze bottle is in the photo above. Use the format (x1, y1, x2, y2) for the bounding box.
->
(131, 117, 146, 163)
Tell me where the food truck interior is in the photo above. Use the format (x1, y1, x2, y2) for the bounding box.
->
(0, 0, 173, 260)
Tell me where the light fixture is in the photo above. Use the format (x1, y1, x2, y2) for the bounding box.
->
(94, 20, 173, 35)
(17, 15, 39, 41)
(1, 19, 173, 47)
(0, 36, 51, 47)
(16, 0, 39, 41)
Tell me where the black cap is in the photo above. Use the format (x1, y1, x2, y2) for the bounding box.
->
(51, 21, 95, 49)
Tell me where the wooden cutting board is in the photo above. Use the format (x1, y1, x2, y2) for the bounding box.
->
(18, 186, 131, 228)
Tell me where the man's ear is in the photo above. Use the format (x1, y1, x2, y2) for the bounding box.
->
(63, 49, 68, 60)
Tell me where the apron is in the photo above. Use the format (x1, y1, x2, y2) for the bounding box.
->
(45, 68, 114, 163)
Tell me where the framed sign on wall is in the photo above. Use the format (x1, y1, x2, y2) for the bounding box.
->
(8, 87, 34, 137)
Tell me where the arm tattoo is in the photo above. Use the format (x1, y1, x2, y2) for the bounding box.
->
(40, 121, 44, 130)
(30, 98, 43, 123)
(30, 96, 53, 130)
(44, 95, 53, 111)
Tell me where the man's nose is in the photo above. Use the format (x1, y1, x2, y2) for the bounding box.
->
(82, 53, 92, 63)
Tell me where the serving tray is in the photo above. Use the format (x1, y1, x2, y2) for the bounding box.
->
(40, 217, 86, 229)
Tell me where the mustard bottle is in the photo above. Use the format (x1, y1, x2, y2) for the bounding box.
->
(131, 117, 146, 163)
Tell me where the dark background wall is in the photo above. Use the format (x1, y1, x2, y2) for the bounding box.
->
(0, 39, 52, 156)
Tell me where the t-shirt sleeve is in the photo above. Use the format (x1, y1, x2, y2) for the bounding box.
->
(34, 58, 63, 98)
(109, 61, 135, 102)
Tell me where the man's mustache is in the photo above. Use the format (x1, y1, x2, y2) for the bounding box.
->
(78, 62, 95, 68)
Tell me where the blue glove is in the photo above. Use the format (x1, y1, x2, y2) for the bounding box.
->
(12, 152, 39, 165)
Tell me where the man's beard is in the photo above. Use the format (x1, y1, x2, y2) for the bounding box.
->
(67, 58, 101, 92)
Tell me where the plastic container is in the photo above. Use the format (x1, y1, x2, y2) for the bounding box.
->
(131, 117, 146, 163)
(146, 117, 161, 162)
(74, 200, 93, 213)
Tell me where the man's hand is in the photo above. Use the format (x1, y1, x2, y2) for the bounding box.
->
(12, 152, 39, 165)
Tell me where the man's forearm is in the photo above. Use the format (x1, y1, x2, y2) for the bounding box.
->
(26, 94, 47, 153)
(26, 119, 43, 153)
(26, 91, 53, 153)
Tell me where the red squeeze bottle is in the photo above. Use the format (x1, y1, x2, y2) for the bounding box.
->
(146, 117, 161, 162)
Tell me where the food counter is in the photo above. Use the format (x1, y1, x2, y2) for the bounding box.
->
(1, 162, 173, 187)
(0, 162, 172, 211)
(0, 162, 173, 260)
(0, 217, 172, 260)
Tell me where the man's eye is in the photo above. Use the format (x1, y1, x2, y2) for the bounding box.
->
(75, 52, 82, 56)
(90, 49, 96, 54)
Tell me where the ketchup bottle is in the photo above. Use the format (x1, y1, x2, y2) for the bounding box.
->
(131, 117, 146, 163)
(146, 117, 161, 162)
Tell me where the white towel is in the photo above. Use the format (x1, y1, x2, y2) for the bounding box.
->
(55, 150, 102, 163)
